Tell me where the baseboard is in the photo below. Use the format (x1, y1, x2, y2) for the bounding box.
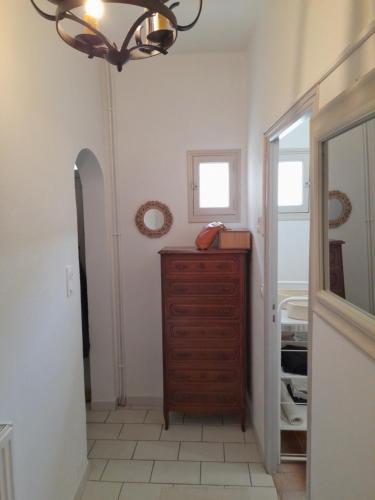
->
(90, 400, 118, 411)
(73, 461, 90, 500)
(126, 396, 163, 408)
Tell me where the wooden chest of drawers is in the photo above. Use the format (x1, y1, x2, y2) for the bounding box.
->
(159, 247, 249, 431)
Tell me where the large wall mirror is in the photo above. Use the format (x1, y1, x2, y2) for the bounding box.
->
(323, 116, 375, 316)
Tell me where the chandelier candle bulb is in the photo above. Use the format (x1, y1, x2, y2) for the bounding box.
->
(84, 0, 103, 33)
(83, 14, 99, 33)
(85, 0, 104, 19)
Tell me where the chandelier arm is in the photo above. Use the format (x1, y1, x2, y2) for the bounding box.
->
(129, 43, 168, 58)
(177, 0, 203, 31)
(57, 22, 109, 59)
(65, 11, 116, 50)
(30, 0, 58, 21)
(169, 2, 180, 9)
(120, 10, 155, 54)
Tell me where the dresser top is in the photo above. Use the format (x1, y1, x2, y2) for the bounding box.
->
(159, 246, 249, 255)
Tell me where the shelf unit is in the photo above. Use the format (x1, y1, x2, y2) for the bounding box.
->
(278, 297, 308, 462)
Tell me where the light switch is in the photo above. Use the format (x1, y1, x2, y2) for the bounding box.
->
(65, 265, 74, 297)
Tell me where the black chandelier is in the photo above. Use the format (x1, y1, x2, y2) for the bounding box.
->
(30, 0, 203, 72)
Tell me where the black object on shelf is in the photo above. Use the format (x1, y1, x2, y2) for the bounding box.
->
(281, 345, 307, 375)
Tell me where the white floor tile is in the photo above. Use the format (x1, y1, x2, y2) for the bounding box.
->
(86, 410, 110, 423)
(102, 459, 153, 483)
(161, 486, 278, 500)
(119, 423, 162, 441)
(249, 463, 275, 487)
(134, 441, 179, 460)
(88, 459, 107, 480)
(245, 428, 256, 443)
(161, 485, 225, 500)
(179, 442, 224, 462)
(107, 409, 147, 423)
(87, 423, 122, 440)
(184, 415, 223, 426)
(81, 481, 122, 500)
(151, 460, 200, 484)
(203, 426, 245, 443)
(224, 487, 279, 500)
(224, 443, 261, 463)
(145, 410, 184, 425)
(89, 440, 136, 459)
(201, 462, 251, 486)
(119, 483, 172, 500)
(160, 424, 202, 442)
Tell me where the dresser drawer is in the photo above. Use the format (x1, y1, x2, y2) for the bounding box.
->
(168, 347, 239, 366)
(169, 389, 240, 406)
(167, 323, 240, 342)
(165, 255, 241, 275)
(166, 299, 240, 320)
(165, 279, 240, 297)
(169, 368, 239, 384)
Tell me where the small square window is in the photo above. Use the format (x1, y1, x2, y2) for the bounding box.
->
(188, 150, 241, 222)
(278, 150, 309, 216)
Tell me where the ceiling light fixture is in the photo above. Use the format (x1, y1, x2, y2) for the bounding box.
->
(30, 0, 203, 72)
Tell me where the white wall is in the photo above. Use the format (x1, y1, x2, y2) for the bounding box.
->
(278, 220, 310, 284)
(310, 316, 375, 500)
(111, 52, 248, 400)
(245, 0, 375, 497)
(0, 2, 106, 499)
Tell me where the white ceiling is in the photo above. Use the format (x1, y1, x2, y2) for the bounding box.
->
(96, 1, 255, 54)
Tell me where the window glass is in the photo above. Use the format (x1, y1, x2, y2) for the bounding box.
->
(199, 162, 230, 208)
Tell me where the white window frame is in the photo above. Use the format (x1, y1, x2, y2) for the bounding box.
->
(187, 149, 241, 223)
(278, 148, 309, 220)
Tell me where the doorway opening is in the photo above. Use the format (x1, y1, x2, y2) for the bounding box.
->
(263, 89, 318, 500)
(74, 149, 118, 410)
(74, 166, 91, 401)
(264, 114, 312, 496)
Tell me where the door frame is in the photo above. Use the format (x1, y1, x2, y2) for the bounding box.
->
(263, 88, 319, 474)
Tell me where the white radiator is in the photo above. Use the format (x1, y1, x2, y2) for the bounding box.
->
(0, 425, 15, 500)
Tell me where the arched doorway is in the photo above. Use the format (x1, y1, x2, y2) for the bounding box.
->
(75, 149, 118, 409)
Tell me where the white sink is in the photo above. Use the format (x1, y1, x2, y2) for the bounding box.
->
(287, 300, 308, 321)
(278, 289, 308, 309)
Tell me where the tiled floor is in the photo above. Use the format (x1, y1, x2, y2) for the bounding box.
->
(82, 405, 278, 500)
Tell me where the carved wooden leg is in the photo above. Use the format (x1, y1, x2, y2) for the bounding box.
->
(164, 409, 169, 430)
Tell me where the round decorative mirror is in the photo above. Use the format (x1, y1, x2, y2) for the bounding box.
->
(135, 201, 173, 238)
(328, 191, 352, 228)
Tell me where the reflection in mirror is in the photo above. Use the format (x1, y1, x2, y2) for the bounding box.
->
(144, 209, 165, 230)
(328, 198, 342, 219)
(324, 116, 375, 315)
(328, 191, 352, 228)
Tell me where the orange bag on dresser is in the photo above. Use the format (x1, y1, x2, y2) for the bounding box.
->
(195, 222, 226, 250)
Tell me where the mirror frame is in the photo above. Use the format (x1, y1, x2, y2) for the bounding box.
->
(328, 190, 352, 228)
(311, 69, 375, 359)
(135, 201, 173, 238)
